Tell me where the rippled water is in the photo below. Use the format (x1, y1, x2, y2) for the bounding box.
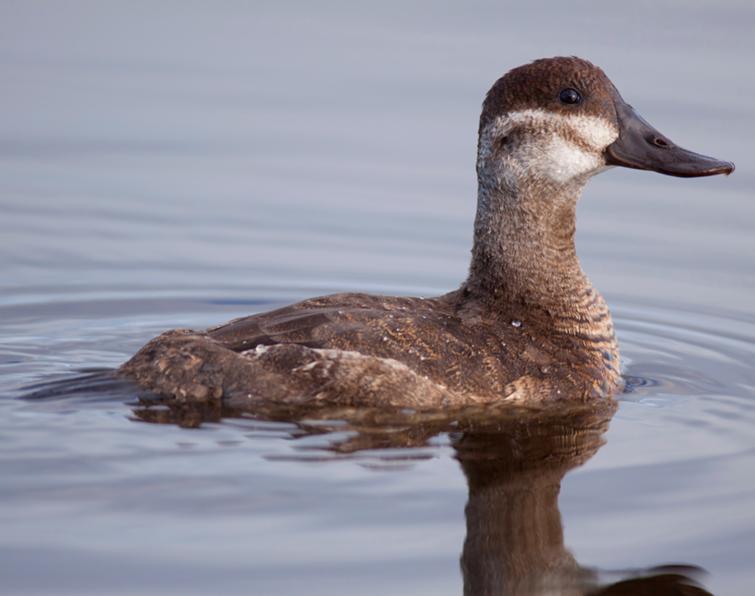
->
(2, 2, 755, 595)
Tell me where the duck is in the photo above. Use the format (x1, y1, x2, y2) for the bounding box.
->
(119, 57, 733, 410)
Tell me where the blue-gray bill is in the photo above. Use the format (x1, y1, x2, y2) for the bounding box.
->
(605, 97, 735, 178)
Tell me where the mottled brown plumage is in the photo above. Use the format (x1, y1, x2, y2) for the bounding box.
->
(122, 290, 619, 408)
(119, 56, 733, 409)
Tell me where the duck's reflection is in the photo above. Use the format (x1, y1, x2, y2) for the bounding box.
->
(131, 396, 711, 595)
(457, 413, 595, 595)
(454, 408, 710, 595)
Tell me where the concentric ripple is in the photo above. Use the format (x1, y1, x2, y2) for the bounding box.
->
(617, 298, 755, 395)
(612, 298, 755, 461)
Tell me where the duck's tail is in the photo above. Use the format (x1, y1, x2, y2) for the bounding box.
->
(19, 368, 136, 402)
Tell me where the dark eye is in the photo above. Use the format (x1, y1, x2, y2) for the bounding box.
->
(559, 88, 582, 105)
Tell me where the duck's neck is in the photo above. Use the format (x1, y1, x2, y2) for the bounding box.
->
(466, 180, 607, 328)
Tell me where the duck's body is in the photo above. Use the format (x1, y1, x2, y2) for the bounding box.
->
(119, 57, 732, 409)
(121, 286, 619, 408)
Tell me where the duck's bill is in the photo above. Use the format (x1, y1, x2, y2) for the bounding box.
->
(605, 99, 734, 178)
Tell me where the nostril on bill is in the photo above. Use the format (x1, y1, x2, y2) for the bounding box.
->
(652, 136, 670, 148)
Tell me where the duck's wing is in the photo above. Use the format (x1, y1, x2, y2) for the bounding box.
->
(206, 293, 424, 353)
(208, 304, 337, 351)
(204, 292, 527, 398)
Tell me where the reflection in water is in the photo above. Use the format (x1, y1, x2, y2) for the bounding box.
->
(126, 390, 712, 595)
(456, 410, 710, 595)
(458, 415, 595, 595)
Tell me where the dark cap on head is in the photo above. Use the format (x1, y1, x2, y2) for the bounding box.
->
(480, 57, 615, 132)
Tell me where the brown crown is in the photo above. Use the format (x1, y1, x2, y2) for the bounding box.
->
(479, 57, 619, 133)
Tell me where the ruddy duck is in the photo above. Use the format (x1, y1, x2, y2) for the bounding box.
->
(120, 57, 733, 409)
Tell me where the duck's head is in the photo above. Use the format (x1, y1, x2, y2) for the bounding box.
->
(477, 56, 734, 194)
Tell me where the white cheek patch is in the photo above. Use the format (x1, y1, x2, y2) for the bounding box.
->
(568, 114, 618, 150)
(498, 109, 619, 150)
(478, 109, 619, 184)
(541, 135, 601, 183)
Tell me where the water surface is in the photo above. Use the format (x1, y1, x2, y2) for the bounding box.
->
(1, 2, 754, 595)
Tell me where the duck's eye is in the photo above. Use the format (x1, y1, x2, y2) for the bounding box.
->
(559, 88, 582, 105)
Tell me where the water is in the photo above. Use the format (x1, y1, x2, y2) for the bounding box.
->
(2, 2, 754, 594)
